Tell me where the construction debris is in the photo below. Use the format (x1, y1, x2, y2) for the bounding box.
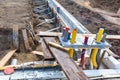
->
(0, 0, 120, 80)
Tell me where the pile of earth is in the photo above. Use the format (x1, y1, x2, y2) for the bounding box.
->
(90, 0, 120, 12)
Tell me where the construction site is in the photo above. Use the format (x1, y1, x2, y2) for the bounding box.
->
(0, 0, 120, 79)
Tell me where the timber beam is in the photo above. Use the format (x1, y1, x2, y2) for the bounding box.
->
(38, 31, 120, 40)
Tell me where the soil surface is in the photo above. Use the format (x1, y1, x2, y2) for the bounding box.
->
(0, 0, 31, 28)
(0, 0, 42, 65)
(90, 0, 120, 13)
(58, 0, 120, 56)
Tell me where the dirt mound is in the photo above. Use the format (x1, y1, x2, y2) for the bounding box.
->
(91, 0, 120, 12)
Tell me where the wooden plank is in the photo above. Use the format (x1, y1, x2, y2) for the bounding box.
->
(106, 48, 120, 58)
(41, 38, 54, 60)
(0, 49, 17, 67)
(101, 14, 120, 26)
(38, 32, 120, 40)
(32, 51, 44, 56)
(44, 37, 88, 80)
(106, 35, 120, 40)
(13, 25, 19, 49)
(38, 31, 61, 37)
(32, 51, 44, 60)
(22, 29, 31, 50)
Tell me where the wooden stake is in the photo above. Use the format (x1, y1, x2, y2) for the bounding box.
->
(13, 25, 19, 49)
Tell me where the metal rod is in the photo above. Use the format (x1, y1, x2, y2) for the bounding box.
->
(97, 50, 106, 69)
(46, 27, 60, 32)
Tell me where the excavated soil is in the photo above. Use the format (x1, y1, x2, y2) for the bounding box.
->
(90, 0, 120, 12)
(58, 0, 120, 56)
(0, 0, 42, 64)
(0, 0, 31, 28)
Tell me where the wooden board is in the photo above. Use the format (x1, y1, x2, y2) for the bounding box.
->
(32, 51, 44, 56)
(38, 32, 61, 37)
(41, 38, 54, 60)
(44, 37, 88, 80)
(32, 51, 44, 60)
(39, 32, 120, 40)
(106, 48, 120, 58)
(106, 35, 120, 40)
(22, 29, 31, 50)
(13, 25, 19, 49)
(0, 49, 17, 67)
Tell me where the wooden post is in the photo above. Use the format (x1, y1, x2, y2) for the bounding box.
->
(21, 29, 31, 51)
(13, 25, 19, 49)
